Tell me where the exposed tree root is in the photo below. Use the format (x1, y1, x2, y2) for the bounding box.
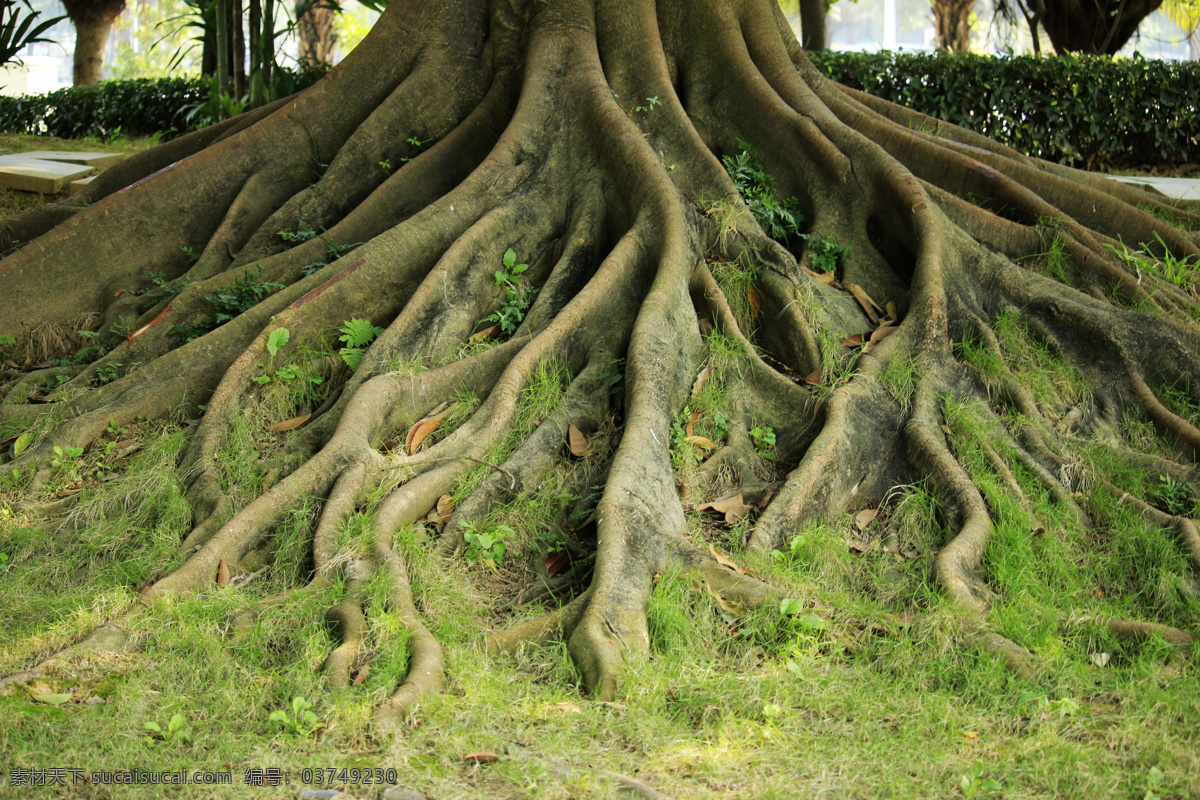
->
(3, 0, 1199, 731)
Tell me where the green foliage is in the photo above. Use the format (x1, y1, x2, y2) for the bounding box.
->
(50, 444, 84, 479)
(1150, 473, 1196, 516)
(960, 764, 1004, 799)
(482, 248, 538, 337)
(268, 696, 321, 737)
(337, 318, 384, 371)
(809, 50, 1200, 167)
(597, 358, 625, 397)
(807, 234, 851, 277)
(461, 522, 511, 568)
(279, 220, 318, 247)
(142, 712, 186, 744)
(0, 1, 64, 68)
(749, 425, 776, 460)
(721, 141, 805, 241)
(0, 78, 208, 140)
(169, 267, 283, 343)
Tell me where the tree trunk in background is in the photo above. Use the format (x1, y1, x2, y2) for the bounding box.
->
(933, 0, 974, 50)
(61, 0, 127, 85)
(297, 0, 339, 65)
(798, 0, 826, 49)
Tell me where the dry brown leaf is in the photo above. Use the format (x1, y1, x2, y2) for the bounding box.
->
(756, 487, 777, 509)
(685, 409, 701, 437)
(351, 664, 370, 686)
(684, 435, 716, 450)
(567, 423, 587, 457)
(855, 508, 878, 530)
(406, 418, 442, 455)
(435, 494, 454, 522)
(842, 333, 864, 347)
(886, 300, 898, 321)
(802, 267, 838, 285)
(691, 363, 714, 402)
(545, 551, 571, 578)
(699, 493, 750, 515)
(845, 284, 882, 325)
(804, 370, 822, 385)
(463, 752, 500, 764)
(216, 559, 229, 587)
(469, 324, 501, 343)
(709, 544, 747, 575)
(940, 424, 952, 436)
(746, 285, 762, 319)
(225, 241, 239, 258)
(266, 413, 311, 433)
(704, 581, 749, 618)
(869, 325, 896, 344)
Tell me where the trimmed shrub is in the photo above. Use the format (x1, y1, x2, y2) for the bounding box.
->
(809, 50, 1199, 168)
(0, 77, 206, 140)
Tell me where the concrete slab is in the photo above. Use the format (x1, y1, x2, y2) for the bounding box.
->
(0, 156, 94, 194)
(19, 150, 127, 169)
(1109, 175, 1200, 201)
(69, 175, 95, 195)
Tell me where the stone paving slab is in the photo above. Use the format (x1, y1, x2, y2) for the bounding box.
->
(1109, 175, 1200, 201)
(19, 150, 127, 169)
(69, 175, 95, 195)
(0, 156, 94, 194)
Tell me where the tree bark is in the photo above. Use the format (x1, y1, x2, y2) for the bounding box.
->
(62, 0, 126, 85)
(297, 0, 339, 65)
(934, 0, 974, 50)
(798, 0, 827, 50)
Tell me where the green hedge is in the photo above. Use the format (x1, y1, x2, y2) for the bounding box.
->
(0, 64, 328, 141)
(809, 50, 1200, 168)
(0, 78, 206, 140)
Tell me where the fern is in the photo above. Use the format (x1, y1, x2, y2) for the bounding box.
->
(338, 318, 384, 370)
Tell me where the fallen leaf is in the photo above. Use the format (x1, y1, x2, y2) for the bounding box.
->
(225, 241, 239, 258)
(31, 693, 73, 706)
(463, 752, 500, 764)
(113, 289, 125, 298)
(855, 508, 877, 530)
(1032, 525, 1046, 537)
(869, 325, 896, 344)
(685, 409, 701, 437)
(567, 424, 587, 457)
(709, 544, 747, 575)
(845, 283, 882, 324)
(886, 300, 898, 321)
(940, 424, 952, 435)
(1091, 652, 1110, 668)
(964, 731, 978, 740)
(351, 664, 370, 686)
(11, 431, 32, 458)
(266, 413, 311, 432)
(803, 267, 837, 285)
(691, 363, 714, 401)
(405, 417, 442, 455)
(684, 435, 716, 450)
(545, 551, 571, 578)
(435, 494, 454, 522)
(705, 581, 749, 619)
(217, 559, 229, 587)
(698, 493, 751, 516)
(842, 333, 864, 347)
(804, 370, 822, 385)
(546, 702, 581, 714)
(469, 324, 501, 343)
(746, 285, 762, 319)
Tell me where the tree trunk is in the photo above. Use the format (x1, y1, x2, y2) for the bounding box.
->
(297, 0, 339, 65)
(2, 0, 1199, 728)
(1039, 0, 1165, 54)
(934, 0, 974, 50)
(62, 0, 126, 85)
(798, 0, 827, 50)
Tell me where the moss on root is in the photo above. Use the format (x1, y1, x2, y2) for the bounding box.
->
(1, 0, 1199, 771)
